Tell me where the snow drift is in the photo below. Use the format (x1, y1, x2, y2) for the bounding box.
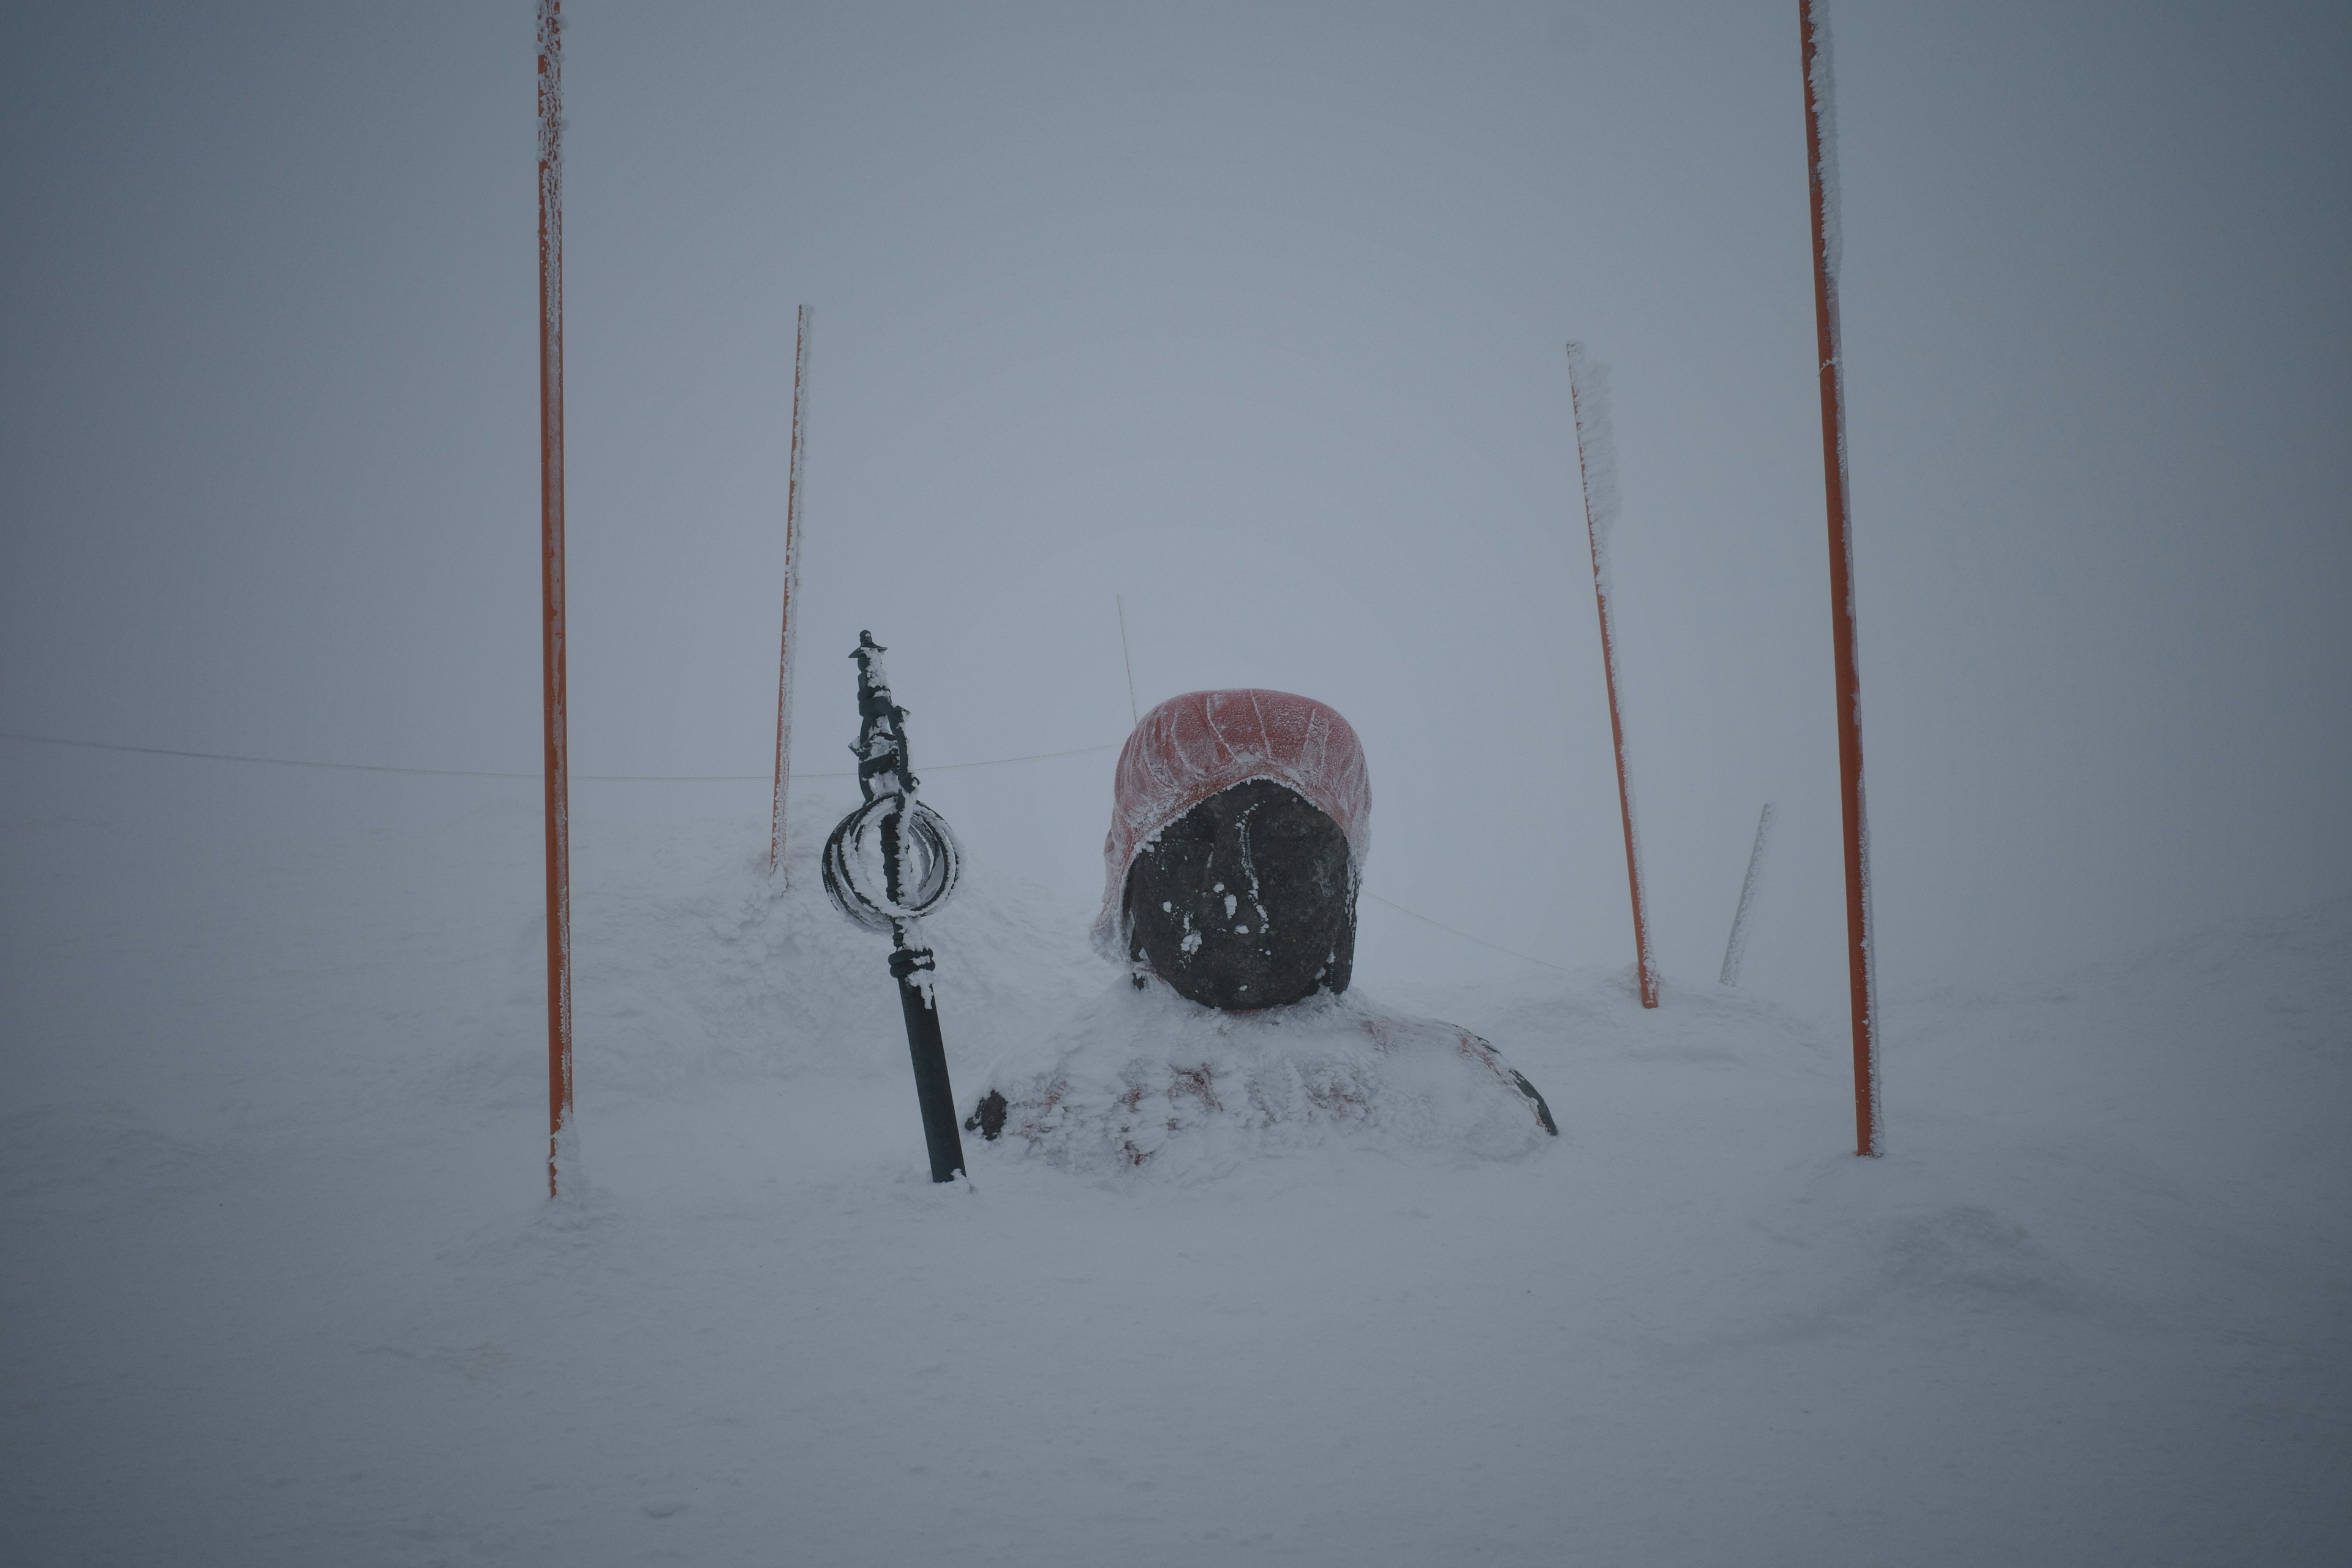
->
(2, 794, 2346, 1567)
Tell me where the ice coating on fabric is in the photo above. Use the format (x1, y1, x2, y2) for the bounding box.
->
(1092, 689, 1371, 957)
(969, 980, 1556, 1177)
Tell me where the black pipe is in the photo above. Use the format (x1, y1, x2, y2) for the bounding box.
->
(823, 632, 969, 1184)
(889, 935, 966, 1182)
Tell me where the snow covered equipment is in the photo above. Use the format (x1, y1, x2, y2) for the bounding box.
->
(1095, 690, 1371, 1009)
(1123, 777, 1355, 1009)
(821, 632, 968, 1183)
(965, 985, 1556, 1172)
(962, 687, 1553, 1167)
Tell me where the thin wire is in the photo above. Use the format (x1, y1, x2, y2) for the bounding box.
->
(0, 729, 1116, 782)
(1116, 595, 1140, 726)
(0, 730, 539, 779)
(1360, 891, 1571, 974)
(2, 726, 1569, 973)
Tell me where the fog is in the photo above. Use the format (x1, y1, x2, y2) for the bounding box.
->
(6, 0, 2347, 1022)
(7, 7, 2351, 1561)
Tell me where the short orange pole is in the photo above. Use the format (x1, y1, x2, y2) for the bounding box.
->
(537, 0, 575, 1194)
(1565, 343, 1659, 1009)
(769, 305, 813, 876)
(1800, 0, 1883, 1156)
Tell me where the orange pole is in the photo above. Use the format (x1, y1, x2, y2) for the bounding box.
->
(537, 0, 575, 1194)
(769, 305, 812, 876)
(1565, 344, 1659, 1009)
(1800, 0, 1882, 1156)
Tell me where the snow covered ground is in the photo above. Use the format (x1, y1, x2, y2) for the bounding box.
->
(4, 794, 2345, 1566)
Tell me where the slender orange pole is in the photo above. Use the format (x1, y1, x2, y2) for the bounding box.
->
(537, 0, 575, 1194)
(769, 305, 813, 876)
(1800, 0, 1882, 1156)
(1565, 343, 1659, 1009)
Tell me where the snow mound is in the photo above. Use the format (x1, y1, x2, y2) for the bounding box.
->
(969, 979, 1556, 1178)
(7, 783, 2350, 1564)
(545, 798, 1107, 1098)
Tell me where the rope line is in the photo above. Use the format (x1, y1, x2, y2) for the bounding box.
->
(1360, 891, 1571, 974)
(0, 729, 1116, 782)
(0, 731, 535, 779)
(2, 728, 1570, 975)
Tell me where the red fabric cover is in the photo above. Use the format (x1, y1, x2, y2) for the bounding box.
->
(1092, 689, 1371, 956)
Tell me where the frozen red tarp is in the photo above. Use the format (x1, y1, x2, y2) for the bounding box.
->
(1093, 689, 1371, 956)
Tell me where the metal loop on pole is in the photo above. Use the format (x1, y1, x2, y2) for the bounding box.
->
(821, 631, 969, 1183)
(821, 796, 962, 932)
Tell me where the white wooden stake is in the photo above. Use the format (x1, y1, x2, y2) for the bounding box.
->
(1720, 802, 1774, 987)
(768, 305, 813, 877)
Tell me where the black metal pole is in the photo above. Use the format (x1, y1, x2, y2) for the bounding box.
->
(823, 632, 970, 1183)
(889, 929, 966, 1182)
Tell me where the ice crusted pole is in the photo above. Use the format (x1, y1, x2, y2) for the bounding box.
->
(1720, 803, 1774, 987)
(821, 633, 969, 1183)
(535, 0, 576, 1197)
(1566, 342, 1660, 1009)
(1800, 0, 1884, 1156)
(767, 304, 813, 878)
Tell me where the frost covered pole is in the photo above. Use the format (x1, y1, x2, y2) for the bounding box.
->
(1720, 803, 1774, 987)
(535, 0, 576, 1196)
(1565, 342, 1659, 1009)
(1800, 0, 1883, 1156)
(768, 304, 813, 876)
(822, 634, 969, 1183)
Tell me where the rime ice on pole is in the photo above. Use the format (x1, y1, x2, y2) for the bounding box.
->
(767, 305, 813, 880)
(1564, 344, 1621, 595)
(1720, 802, 1775, 988)
(1808, 6, 1842, 293)
(1566, 342, 1659, 1008)
(821, 632, 970, 1183)
(1801, 0, 1883, 1154)
(535, 0, 576, 1197)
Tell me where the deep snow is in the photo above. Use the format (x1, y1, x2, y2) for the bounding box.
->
(2, 796, 2346, 1566)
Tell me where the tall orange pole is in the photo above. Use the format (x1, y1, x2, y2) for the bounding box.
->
(769, 305, 813, 876)
(1800, 0, 1882, 1156)
(1565, 343, 1659, 1009)
(537, 0, 575, 1194)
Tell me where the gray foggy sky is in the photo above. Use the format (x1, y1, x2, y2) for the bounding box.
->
(3, 1, 2346, 1025)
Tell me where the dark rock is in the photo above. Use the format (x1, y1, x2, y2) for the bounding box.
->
(964, 1089, 1008, 1141)
(1122, 779, 1355, 1011)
